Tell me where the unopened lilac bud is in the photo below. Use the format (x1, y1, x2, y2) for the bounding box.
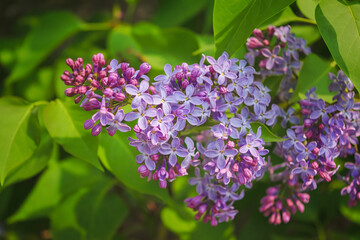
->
(227, 140, 235, 149)
(267, 26, 275, 39)
(75, 75, 84, 85)
(325, 161, 336, 169)
(209, 66, 215, 75)
(253, 29, 264, 39)
(65, 88, 76, 97)
(98, 70, 107, 79)
(286, 198, 296, 214)
(303, 119, 312, 128)
(319, 170, 331, 182)
(77, 86, 87, 95)
(312, 147, 319, 155)
(176, 71, 183, 81)
(139, 62, 151, 75)
(105, 65, 112, 72)
(91, 123, 102, 136)
(113, 92, 125, 102)
(117, 78, 126, 86)
(108, 72, 118, 83)
(282, 210, 291, 223)
(138, 165, 150, 178)
(168, 168, 175, 180)
(61, 73, 72, 82)
(149, 86, 156, 94)
(151, 154, 159, 162)
(295, 199, 305, 213)
(103, 88, 114, 98)
(243, 168, 252, 178)
(263, 39, 269, 46)
(246, 37, 264, 48)
(159, 180, 167, 188)
(91, 80, 101, 89)
(120, 62, 129, 72)
(210, 217, 218, 227)
(311, 161, 319, 169)
(219, 86, 227, 94)
(297, 193, 310, 203)
(66, 58, 75, 69)
(181, 79, 189, 89)
(319, 123, 325, 130)
(102, 77, 109, 87)
(259, 59, 267, 68)
(133, 124, 141, 133)
(299, 99, 312, 106)
(232, 163, 239, 172)
(275, 200, 282, 210)
(305, 130, 313, 138)
(124, 67, 135, 80)
(74, 94, 84, 104)
(75, 58, 83, 69)
(85, 64, 92, 75)
(84, 119, 95, 130)
(129, 79, 138, 86)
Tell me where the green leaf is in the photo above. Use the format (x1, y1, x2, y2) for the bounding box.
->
(263, 75, 283, 98)
(51, 179, 128, 240)
(107, 25, 142, 67)
(297, 0, 319, 20)
(250, 122, 284, 142)
(4, 104, 55, 187)
(153, 0, 208, 27)
(290, 54, 335, 103)
(0, 97, 41, 185)
(98, 133, 171, 203)
(341, 201, 360, 224)
(258, 7, 299, 29)
(6, 11, 83, 85)
(213, 0, 295, 57)
(291, 25, 321, 45)
(132, 23, 200, 69)
(43, 99, 102, 170)
(315, 0, 360, 93)
(161, 207, 197, 234)
(193, 35, 215, 57)
(161, 206, 235, 240)
(9, 158, 106, 223)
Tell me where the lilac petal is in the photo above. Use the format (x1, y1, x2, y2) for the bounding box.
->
(217, 155, 226, 169)
(164, 64, 172, 75)
(131, 96, 140, 109)
(239, 145, 248, 154)
(163, 114, 175, 122)
(117, 123, 131, 132)
(159, 144, 172, 155)
(186, 85, 195, 97)
(173, 91, 186, 101)
(169, 153, 177, 167)
(139, 80, 149, 93)
(190, 97, 203, 105)
(176, 149, 188, 157)
(163, 102, 172, 114)
(187, 115, 199, 125)
(291, 167, 303, 175)
(145, 158, 156, 171)
(205, 150, 219, 158)
(115, 109, 125, 122)
(138, 116, 148, 130)
(261, 48, 272, 57)
(224, 149, 238, 157)
(141, 93, 153, 104)
(266, 58, 275, 70)
(125, 84, 139, 95)
(154, 75, 167, 82)
(92, 112, 100, 122)
(181, 156, 191, 168)
(125, 112, 140, 121)
(249, 148, 259, 157)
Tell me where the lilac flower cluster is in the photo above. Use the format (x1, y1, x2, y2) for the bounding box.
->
(245, 25, 311, 101)
(61, 50, 278, 225)
(259, 185, 310, 225)
(261, 70, 360, 224)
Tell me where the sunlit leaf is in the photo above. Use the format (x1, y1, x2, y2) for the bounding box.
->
(98, 133, 171, 203)
(0, 97, 41, 185)
(213, 0, 295, 57)
(44, 99, 102, 170)
(6, 11, 83, 85)
(316, 0, 360, 93)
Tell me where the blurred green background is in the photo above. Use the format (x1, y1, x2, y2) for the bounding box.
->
(1, 0, 360, 239)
